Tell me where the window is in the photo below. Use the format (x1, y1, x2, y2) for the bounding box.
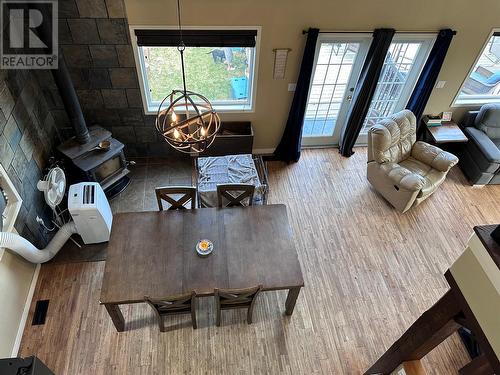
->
(132, 28, 259, 113)
(360, 36, 435, 136)
(454, 31, 500, 106)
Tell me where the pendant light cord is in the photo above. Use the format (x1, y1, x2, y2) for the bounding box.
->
(176, 0, 188, 94)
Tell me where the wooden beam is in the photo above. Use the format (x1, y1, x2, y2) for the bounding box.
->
(390, 361, 427, 375)
(364, 290, 462, 375)
(459, 354, 494, 375)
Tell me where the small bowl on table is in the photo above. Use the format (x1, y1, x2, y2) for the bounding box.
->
(196, 239, 213, 257)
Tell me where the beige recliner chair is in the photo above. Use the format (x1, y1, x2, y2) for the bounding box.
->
(367, 110, 458, 213)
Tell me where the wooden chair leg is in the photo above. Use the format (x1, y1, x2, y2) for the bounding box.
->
(215, 294, 222, 327)
(159, 316, 166, 332)
(216, 309, 221, 327)
(247, 305, 254, 324)
(247, 288, 260, 324)
(191, 300, 197, 329)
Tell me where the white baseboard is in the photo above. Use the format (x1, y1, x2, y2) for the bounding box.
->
(301, 145, 338, 149)
(11, 263, 40, 357)
(252, 148, 275, 155)
(253, 145, 366, 154)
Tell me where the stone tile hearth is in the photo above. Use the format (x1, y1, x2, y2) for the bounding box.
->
(109, 156, 193, 214)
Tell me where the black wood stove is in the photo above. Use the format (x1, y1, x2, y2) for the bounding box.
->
(57, 126, 130, 198)
(51, 58, 130, 198)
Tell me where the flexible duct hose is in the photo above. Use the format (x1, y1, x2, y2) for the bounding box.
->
(0, 221, 78, 263)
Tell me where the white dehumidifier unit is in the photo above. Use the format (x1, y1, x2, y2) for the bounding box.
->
(68, 182, 113, 244)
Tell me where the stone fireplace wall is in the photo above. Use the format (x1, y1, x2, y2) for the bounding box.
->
(0, 70, 58, 248)
(0, 0, 182, 247)
(38, 0, 176, 157)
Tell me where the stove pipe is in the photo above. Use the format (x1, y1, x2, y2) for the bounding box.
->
(36, 4, 90, 144)
(51, 58, 90, 144)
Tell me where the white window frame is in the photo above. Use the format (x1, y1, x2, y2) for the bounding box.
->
(452, 28, 500, 107)
(129, 25, 261, 114)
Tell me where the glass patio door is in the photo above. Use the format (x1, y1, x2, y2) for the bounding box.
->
(302, 34, 371, 147)
(356, 34, 435, 144)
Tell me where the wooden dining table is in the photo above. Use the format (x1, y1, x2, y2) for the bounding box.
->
(99, 204, 304, 331)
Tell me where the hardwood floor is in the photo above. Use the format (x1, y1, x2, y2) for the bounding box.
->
(19, 148, 500, 374)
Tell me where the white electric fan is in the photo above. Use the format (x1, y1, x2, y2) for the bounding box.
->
(36, 167, 66, 210)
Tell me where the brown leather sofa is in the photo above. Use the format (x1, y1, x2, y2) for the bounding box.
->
(367, 110, 459, 213)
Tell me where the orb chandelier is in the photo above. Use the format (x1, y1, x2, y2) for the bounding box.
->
(155, 0, 220, 154)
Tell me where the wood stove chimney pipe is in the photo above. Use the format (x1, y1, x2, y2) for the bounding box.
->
(50, 58, 90, 144)
(36, 4, 90, 144)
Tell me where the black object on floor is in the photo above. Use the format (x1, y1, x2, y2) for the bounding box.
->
(458, 327, 482, 359)
(32, 300, 50, 326)
(0, 356, 55, 375)
(491, 224, 500, 244)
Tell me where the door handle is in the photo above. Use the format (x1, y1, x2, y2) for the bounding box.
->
(346, 87, 354, 101)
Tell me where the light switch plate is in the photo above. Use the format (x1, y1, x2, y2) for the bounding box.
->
(288, 83, 296, 92)
(435, 80, 446, 89)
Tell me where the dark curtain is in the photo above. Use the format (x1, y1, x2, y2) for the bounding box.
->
(339, 28, 395, 157)
(274, 28, 319, 163)
(406, 29, 455, 128)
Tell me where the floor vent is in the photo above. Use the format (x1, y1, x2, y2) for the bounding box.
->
(32, 300, 49, 325)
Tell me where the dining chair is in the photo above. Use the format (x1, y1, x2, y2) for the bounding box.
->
(216, 184, 255, 208)
(214, 285, 262, 326)
(145, 292, 197, 331)
(155, 186, 196, 210)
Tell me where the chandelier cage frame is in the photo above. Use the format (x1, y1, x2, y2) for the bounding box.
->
(154, 0, 221, 154)
(156, 90, 221, 152)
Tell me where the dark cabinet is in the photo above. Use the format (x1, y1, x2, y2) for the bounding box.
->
(199, 121, 254, 157)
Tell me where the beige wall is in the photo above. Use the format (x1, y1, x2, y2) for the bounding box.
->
(0, 250, 36, 357)
(124, 0, 500, 150)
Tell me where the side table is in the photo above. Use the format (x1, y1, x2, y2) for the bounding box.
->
(424, 121, 468, 145)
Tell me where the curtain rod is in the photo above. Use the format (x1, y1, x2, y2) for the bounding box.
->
(302, 29, 457, 35)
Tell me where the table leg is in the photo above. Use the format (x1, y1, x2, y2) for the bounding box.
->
(104, 303, 125, 332)
(285, 287, 301, 316)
